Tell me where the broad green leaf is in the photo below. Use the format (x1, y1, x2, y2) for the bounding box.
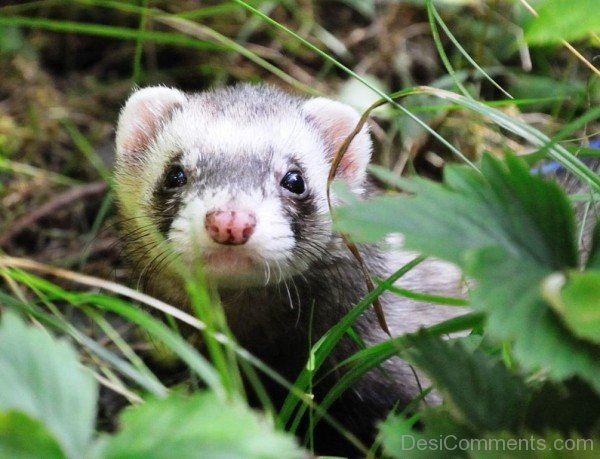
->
(525, 0, 600, 45)
(553, 271, 600, 344)
(0, 313, 97, 459)
(469, 250, 600, 391)
(101, 392, 303, 459)
(336, 154, 578, 268)
(402, 332, 530, 432)
(336, 154, 600, 392)
(0, 411, 64, 459)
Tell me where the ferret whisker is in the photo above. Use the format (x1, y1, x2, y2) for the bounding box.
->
(282, 277, 294, 311)
(290, 277, 302, 327)
(274, 258, 284, 284)
(142, 247, 176, 293)
(148, 250, 180, 288)
(136, 241, 170, 290)
(264, 260, 271, 286)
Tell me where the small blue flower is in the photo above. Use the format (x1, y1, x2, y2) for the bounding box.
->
(532, 138, 600, 176)
(589, 137, 600, 149)
(531, 161, 562, 175)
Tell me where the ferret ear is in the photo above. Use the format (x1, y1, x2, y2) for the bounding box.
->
(116, 86, 186, 158)
(303, 97, 372, 188)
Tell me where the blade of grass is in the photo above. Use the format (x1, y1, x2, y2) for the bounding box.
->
(131, 0, 150, 85)
(0, 15, 221, 50)
(73, 0, 155, 17)
(427, 0, 513, 99)
(381, 282, 469, 307)
(0, 157, 81, 186)
(0, 0, 65, 14)
(278, 255, 427, 430)
(77, 192, 114, 271)
(426, 0, 471, 98)
(61, 118, 112, 183)
(185, 267, 243, 397)
(232, 0, 477, 170)
(175, 3, 242, 20)
(315, 312, 485, 425)
(412, 86, 600, 192)
(534, 105, 600, 161)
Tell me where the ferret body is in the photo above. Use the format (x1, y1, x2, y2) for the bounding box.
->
(114, 84, 464, 454)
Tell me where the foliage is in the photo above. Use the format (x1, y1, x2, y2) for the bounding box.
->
(337, 154, 600, 391)
(337, 154, 600, 456)
(0, 313, 97, 459)
(0, 0, 599, 457)
(525, 0, 600, 45)
(0, 313, 302, 459)
(100, 393, 302, 459)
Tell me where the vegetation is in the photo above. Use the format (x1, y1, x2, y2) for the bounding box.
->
(0, 0, 599, 457)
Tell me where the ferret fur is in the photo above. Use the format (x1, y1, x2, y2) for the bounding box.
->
(114, 83, 468, 454)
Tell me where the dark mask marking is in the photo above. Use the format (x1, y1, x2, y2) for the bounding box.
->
(150, 153, 185, 236)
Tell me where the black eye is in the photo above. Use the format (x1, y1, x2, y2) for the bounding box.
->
(164, 165, 187, 190)
(280, 171, 306, 195)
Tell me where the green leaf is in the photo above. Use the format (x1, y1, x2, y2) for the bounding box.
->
(554, 271, 600, 344)
(525, 0, 600, 45)
(336, 154, 600, 392)
(0, 411, 65, 459)
(403, 332, 530, 432)
(0, 313, 97, 459)
(337, 154, 578, 268)
(469, 250, 600, 392)
(102, 392, 303, 459)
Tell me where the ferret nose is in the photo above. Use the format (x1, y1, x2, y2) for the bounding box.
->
(205, 210, 256, 245)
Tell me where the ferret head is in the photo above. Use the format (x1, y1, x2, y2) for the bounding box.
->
(114, 84, 372, 289)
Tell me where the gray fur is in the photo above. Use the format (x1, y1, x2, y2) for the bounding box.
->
(555, 158, 600, 263)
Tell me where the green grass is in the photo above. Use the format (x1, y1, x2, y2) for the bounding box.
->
(0, 0, 599, 457)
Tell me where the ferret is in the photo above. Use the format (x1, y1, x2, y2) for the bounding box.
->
(113, 83, 466, 455)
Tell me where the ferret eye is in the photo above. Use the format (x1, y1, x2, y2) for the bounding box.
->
(280, 171, 306, 195)
(164, 165, 187, 190)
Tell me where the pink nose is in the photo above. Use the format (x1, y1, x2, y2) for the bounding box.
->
(205, 210, 256, 245)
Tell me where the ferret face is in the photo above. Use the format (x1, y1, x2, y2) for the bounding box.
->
(115, 84, 372, 289)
